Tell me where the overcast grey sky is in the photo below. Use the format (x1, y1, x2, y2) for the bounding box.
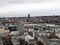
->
(0, 0, 60, 17)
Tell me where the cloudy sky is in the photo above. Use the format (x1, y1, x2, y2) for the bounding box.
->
(0, 0, 60, 17)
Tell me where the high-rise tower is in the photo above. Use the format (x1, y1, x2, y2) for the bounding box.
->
(27, 14, 30, 22)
